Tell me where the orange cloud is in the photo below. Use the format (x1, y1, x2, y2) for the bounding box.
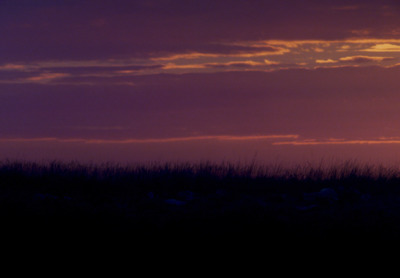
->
(313, 48, 324, 53)
(229, 49, 289, 57)
(204, 61, 266, 68)
(337, 45, 351, 52)
(5, 38, 400, 83)
(362, 44, 400, 52)
(339, 56, 395, 63)
(163, 60, 269, 70)
(162, 63, 206, 70)
(316, 59, 337, 64)
(263, 39, 400, 47)
(152, 46, 289, 61)
(264, 59, 280, 65)
(153, 52, 219, 61)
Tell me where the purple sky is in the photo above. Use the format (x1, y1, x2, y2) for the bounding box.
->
(2, 0, 400, 165)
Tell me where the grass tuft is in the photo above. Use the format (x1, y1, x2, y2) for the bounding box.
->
(1, 159, 400, 243)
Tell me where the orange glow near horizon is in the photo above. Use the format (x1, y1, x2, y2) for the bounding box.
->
(0, 134, 299, 144)
(274, 139, 400, 146)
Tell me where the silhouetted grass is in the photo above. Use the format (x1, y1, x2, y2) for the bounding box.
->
(2, 159, 400, 245)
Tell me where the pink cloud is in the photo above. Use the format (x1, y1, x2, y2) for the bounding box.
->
(0, 64, 27, 70)
(0, 134, 299, 144)
(26, 73, 69, 82)
(274, 138, 400, 146)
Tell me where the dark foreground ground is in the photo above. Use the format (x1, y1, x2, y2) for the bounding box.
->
(2, 160, 400, 247)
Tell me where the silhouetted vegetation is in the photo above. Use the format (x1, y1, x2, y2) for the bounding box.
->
(2, 160, 400, 245)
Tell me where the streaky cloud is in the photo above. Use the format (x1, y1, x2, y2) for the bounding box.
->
(339, 55, 395, 63)
(0, 134, 299, 144)
(0, 64, 28, 71)
(152, 46, 289, 61)
(362, 44, 400, 52)
(26, 73, 70, 82)
(316, 59, 338, 64)
(274, 138, 400, 145)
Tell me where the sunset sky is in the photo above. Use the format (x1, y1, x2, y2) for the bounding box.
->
(2, 0, 400, 165)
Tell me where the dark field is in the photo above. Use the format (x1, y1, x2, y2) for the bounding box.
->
(2, 160, 400, 246)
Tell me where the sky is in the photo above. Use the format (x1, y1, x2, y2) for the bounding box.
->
(2, 0, 400, 165)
